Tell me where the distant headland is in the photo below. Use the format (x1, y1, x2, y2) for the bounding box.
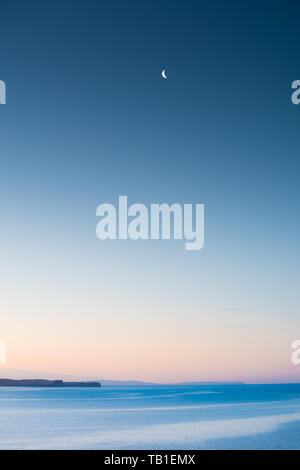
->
(0, 379, 101, 388)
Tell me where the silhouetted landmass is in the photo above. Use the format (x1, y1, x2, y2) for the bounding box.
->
(0, 379, 101, 387)
(0, 370, 246, 386)
(175, 381, 245, 386)
(101, 380, 245, 386)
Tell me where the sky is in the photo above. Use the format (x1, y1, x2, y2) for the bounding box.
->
(1, 0, 300, 383)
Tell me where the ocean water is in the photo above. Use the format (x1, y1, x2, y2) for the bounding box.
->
(0, 384, 300, 449)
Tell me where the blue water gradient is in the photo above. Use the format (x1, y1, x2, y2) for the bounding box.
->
(1, 384, 300, 449)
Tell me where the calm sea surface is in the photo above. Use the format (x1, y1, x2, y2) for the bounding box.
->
(1, 384, 300, 449)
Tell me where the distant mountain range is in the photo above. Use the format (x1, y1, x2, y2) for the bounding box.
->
(0, 368, 244, 386)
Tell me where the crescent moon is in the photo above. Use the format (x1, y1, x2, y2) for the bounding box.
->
(162, 69, 167, 79)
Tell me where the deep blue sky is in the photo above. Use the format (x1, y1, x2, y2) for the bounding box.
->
(1, 1, 300, 381)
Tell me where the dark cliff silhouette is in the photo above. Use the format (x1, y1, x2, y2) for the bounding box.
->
(0, 379, 101, 387)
